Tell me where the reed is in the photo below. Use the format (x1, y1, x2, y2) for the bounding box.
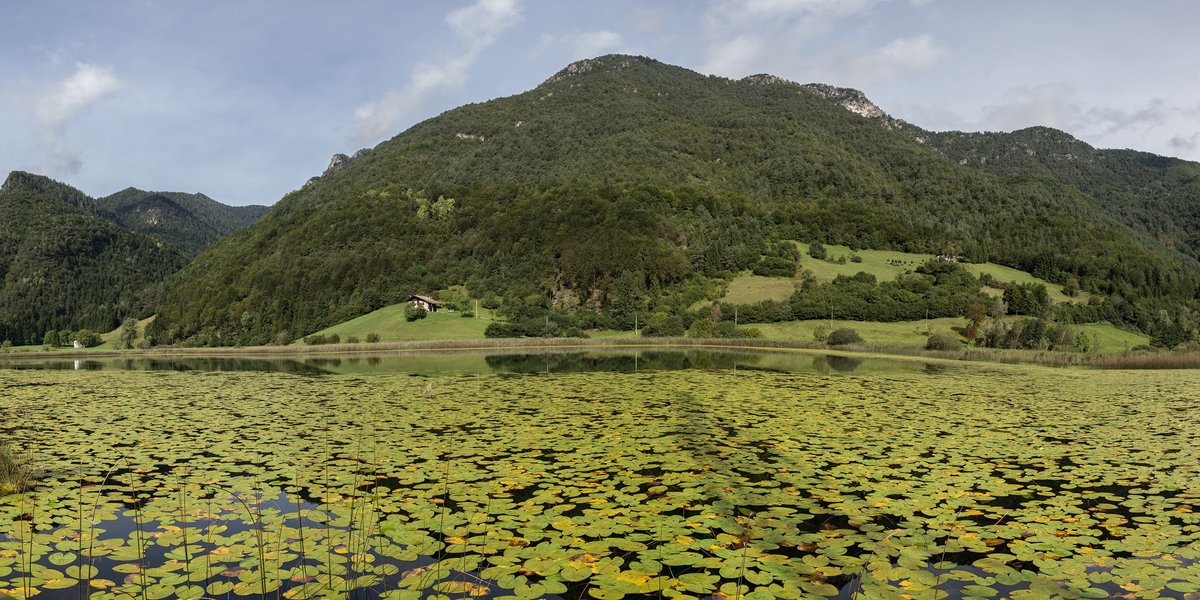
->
(0, 442, 36, 496)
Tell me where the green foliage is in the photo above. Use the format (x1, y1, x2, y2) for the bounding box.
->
(827, 328, 865, 345)
(813, 323, 832, 342)
(144, 56, 1200, 345)
(118, 317, 140, 349)
(365, 332, 380, 343)
(925, 332, 963, 351)
(73, 329, 102, 348)
(752, 255, 797, 277)
(404, 304, 428, 322)
(1004, 282, 1050, 316)
(96, 188, 268, 256)
(642, 312, 686, 337)
(0, 173, 187, 345)
(808, 241, 828, 260)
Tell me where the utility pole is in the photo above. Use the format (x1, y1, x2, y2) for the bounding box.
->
(634, 313, 639, 337)
(734, 305, 738, 327)
(475, 299, 479, 319)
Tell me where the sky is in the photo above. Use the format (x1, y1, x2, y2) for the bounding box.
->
(2, 1, 1198, 206)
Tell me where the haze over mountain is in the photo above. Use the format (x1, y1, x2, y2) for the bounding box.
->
(146, 56, 1200, 346)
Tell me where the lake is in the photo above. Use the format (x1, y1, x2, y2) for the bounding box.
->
(0, 348, 928, 376)
(1, 350, 1198, 599)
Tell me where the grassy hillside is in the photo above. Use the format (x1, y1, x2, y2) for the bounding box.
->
(302, 304, 497, 343)
(750, 318, 1146, 353)
(789, 243, 1087, 303)
(717, 243, 1089, 309)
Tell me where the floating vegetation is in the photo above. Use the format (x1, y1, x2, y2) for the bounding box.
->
(2, 365, 1200, 599)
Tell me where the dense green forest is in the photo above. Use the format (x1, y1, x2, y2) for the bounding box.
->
(146, 55, 1200, 347)
(0, 173, 188, 344)
(97, 188, 268, 255)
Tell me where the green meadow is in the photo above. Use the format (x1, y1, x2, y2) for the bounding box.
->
(784, 243, 1087, 304)
(3, 361, 1200, 599)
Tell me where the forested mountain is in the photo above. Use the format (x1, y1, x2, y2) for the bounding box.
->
(97, 188, 268, 255)
(925, 127, 1200, 267)
(148, 55, 1200, 346)
(0, 172, 188, 344)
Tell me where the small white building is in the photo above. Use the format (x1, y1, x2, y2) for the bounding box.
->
(408, 295, 441, 313)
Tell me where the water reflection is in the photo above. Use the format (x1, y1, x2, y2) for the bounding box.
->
(0, 348, 932, 376)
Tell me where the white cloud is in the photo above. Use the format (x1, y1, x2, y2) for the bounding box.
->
(699, 0, 890, 76)
(352, 0, 523, 144)
(832, 34, 946, 86)
(35, 63, 122, 176)
(445, 0, 523, 44)
(541, 30, 626, 60)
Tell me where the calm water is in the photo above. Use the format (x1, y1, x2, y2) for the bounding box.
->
(0, 348, 938, 376)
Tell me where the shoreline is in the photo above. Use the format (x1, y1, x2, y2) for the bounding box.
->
(1, 336, 1193, 370)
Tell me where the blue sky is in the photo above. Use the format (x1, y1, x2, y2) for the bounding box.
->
(2, 0, 1197, 206)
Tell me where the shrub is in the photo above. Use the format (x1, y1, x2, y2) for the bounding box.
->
(642, 313, 686, 337)
(304, 334, 327, 345)
(404, 305, 427, 322)
(813, 323, 832, 342)
(925, 333, 963, 351)
(826, 328, 865, 346)
(752, 256, 797, 277)
(808, 242, 827, 260)
(485, 322, 522, 338)
(327, 334, 340, 344)
(345, 336, 360, 344)
(365, 333, 381, 344)
(461, 310, 475, 318)
(850, 254, 863, 263)
(73, 330, 102, 348)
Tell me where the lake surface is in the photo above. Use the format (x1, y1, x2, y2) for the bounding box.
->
(2, 359, 1199, 599)
(0, 347, 935, 376)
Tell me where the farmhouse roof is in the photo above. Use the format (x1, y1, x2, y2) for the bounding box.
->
(409, 294, 440, 305)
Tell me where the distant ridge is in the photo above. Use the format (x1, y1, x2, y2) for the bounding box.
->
(98, 188, 269, 255)
(0, 172, 188, 344)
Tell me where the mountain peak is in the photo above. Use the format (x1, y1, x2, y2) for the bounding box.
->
(541, 54, 661, 86)
(1, 171, 96, 211)
(740, 73, 799, 87)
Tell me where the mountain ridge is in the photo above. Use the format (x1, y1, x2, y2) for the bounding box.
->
(143, 54, 1200, 347)
(0, 173, 189, 344)
(97, 188, 269, 255)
